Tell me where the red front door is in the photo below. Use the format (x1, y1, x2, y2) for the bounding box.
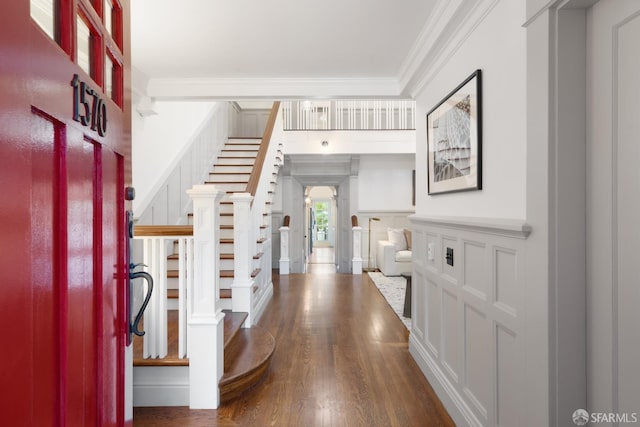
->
(0, 1, 131, 425)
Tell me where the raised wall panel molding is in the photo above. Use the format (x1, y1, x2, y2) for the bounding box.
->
(409, 217, 527, 426)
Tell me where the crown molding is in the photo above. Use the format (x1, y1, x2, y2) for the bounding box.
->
(397, 0, 500, 98)
(146, 77, 402, 100)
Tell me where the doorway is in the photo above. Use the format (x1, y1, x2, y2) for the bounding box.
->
(305, 186, 337, 273)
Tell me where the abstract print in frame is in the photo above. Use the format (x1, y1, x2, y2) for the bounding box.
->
(426, 69, 482, 195)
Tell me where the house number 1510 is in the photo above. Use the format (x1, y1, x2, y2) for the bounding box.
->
(71, 74, 107, 136)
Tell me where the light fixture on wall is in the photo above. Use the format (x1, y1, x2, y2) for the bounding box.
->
(365, 217, 381, 272)
(321, 140, 329, 147)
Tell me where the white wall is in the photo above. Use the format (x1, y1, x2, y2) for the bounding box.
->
(415, 0, 526, 220)
(410, 1, 534, 426)
(132, 101, 218, 213)
(358, 154, 414, 212)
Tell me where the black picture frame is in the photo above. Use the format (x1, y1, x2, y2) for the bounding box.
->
(426, 69, 482, 195)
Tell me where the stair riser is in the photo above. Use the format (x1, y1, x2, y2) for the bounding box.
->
(205, 183, 248, 192)
(220, 277, 233, 288)
(223, 144, 261, 150)
(208, 173, 250, 182)
(220, 259, 234, 270)
(212, 165, 253, 174)
(219, 151, 258, 158)
(219, 216, 234, 226)
(220, 228, 234, 240)
(219, 298, 232, 310)
(216, 157, 255, 166)
(221, 242, 234, 252)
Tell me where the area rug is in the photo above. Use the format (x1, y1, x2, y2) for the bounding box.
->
(367, 272, 411, 330)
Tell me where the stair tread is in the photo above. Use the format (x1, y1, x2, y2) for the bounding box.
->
(219, 326, 275, 402)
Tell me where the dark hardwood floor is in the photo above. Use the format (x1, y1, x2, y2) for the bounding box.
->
(133, 271, 454, 427)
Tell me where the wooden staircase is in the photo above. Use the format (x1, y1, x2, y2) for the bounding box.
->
(174, 137, 273, 310)
(134, 135, 280, 403)
(133, 102, 282, 407)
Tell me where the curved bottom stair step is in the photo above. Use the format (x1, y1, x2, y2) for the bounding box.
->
(219, 326, 275, 403)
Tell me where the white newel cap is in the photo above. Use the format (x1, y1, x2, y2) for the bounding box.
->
(229, 192, 254, 203)
(187, 184, 224, 199)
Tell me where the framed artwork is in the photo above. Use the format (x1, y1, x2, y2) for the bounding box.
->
(426, 69, 482, 195)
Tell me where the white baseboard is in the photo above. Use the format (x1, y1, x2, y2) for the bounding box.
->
(252, 281, 273, 325)
(409, 333, 481, 427)
(133, 366, 189, 407)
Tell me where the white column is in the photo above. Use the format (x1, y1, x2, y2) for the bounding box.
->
(279, 226, 290, 275)
(352, 226, 362, 275)
(186, 184, 225, 409)
(230, 192, 254, 326)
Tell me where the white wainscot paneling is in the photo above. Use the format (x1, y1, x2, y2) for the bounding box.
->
(494, 247, 518, 317)
(413, 270, 426, 341)
(442, 288, 460, 383)
(463, 240, 488, 301)
(427, 276, 440, 357)
(408, 215, 529, 427)
(496, 324, 519, 427)
(463, 303, 491, 420)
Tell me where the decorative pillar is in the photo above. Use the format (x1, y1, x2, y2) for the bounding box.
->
(279, 226, 290, 275)
(352, 226, 363, 274)
(186, 184, 225, 409)
(230, 193, 254, 326)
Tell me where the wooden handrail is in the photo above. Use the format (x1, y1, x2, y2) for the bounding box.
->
(246, 101, 281, 196)
(134, 225, 193, 237)
(283, 215, 290, 227)
(351, 215, 358, 227)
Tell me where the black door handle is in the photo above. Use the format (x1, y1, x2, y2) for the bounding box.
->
(129, 268, 153, 338)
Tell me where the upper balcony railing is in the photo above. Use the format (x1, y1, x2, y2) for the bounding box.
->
(282, 100, 416, 131)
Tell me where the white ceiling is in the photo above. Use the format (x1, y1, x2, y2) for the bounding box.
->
(130, 0, 480, 99)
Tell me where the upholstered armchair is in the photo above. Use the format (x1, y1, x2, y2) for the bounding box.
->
(376, 228, 412, 276)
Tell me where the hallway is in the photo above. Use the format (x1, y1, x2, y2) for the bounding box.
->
(134, 271, 453, 426)
(307, 246, 337, 274)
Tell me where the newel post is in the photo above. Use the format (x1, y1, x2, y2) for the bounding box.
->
(230, 193, 254, 326)
(352, 226, 363, 274)
(279, 226, 290, 275)
(186, 184, 224, 409)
